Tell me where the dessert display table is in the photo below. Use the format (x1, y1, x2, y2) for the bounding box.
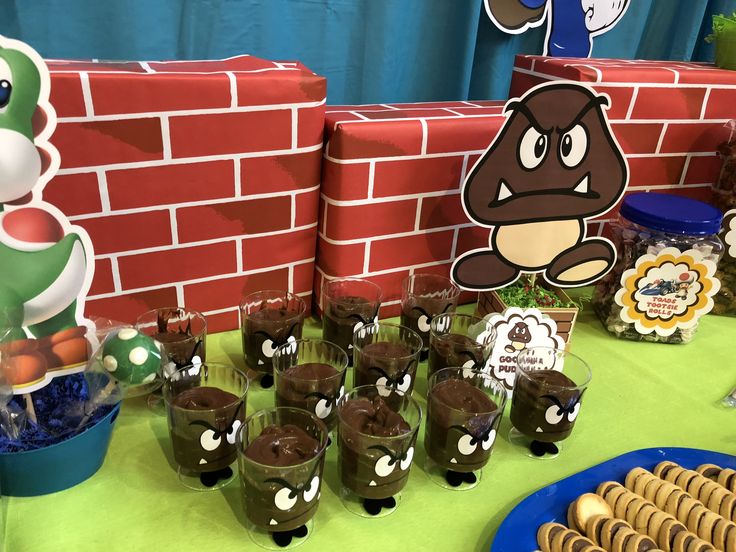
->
(4, 290, 735, 552)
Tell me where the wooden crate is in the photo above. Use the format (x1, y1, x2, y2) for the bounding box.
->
(476, 286, 579, 345)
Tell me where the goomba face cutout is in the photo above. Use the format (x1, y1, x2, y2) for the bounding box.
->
(452, 82, 628, 291)
(243, 460, 324, 532)
(366, 359, 418, 397)
(243, 318, 301, 373)
(168, 399, 245, 472)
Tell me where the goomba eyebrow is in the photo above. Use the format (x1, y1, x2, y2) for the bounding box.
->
(540, 394, 565, 409)
(263, 477, 298, 492)
(505, 100, 552, 133)
(367, 444, 398, 459)
(410, 306, 430, 317)
(368, 366, 390, 379)
(450, 425, 474, 436)
(304, 391, 331, 401)
(347, 313, 370, 323)
(189, 420, 219, 431)
(557, 96, 607, 134)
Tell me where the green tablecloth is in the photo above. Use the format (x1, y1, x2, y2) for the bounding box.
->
(5, 292, 736, 552)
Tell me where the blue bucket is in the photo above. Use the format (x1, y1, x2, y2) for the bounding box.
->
(0, 403, 120, 496)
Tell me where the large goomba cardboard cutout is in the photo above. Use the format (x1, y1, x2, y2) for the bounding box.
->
(484, 0, 630, 57)
(0, 36, 95, 393)
(451, 81, 628, 292)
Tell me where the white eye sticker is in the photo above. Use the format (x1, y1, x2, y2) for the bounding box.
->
(314, 398, 332, 419)
(199, 429, 221, 451)
(457, 434, 477, 456)
(261, 339, 277, 358)
(274, 487, 297, 511)
(417, 315, 431, 333)
(396, 374, 412, 394)
(302, 476, 320, 503)
(545, 405, 564, 425)
(519, 126, 548, 170)
(226, 420, 242, 445)
(286, 335, 297, 346)
(462, 359, 475, 369)
(399, 447, 414, 471)
(568, 402, 581, 422)
(375, 377, 391, 397)
(353, 321, 365, 333)
(374, 455, 396, 477)
(559, 124, 588, 169)
(338, 385, 345, 400)
(481, 429, 496, 451)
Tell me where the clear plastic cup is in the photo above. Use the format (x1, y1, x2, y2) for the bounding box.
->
(509, 347, 591, 458)
(400, 274, 460, 360)
(136, 307, 207, 414)
(423, 367, 507, 490)
(272, 338, 348, 432)
(163, 362, 248, 490)
(322, 278, 381, 364)
(237, 407, 328, 549)
(428, 313, 496, 382)
(240, 291, 306, 389)
(352, 322, 422, 397)
(337, 385, 421, 518)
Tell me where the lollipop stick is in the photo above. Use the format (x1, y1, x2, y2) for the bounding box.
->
(76, 379, 117, 430)
(23, 393, 37, 424)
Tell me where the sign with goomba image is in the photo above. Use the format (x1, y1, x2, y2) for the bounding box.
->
(614, 247, 720, 337)
(484, 307, 565, 393)
(0, 36, 96, 393)
(451, 81, 629, 293)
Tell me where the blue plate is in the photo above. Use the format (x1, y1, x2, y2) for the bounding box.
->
(491, 447, 736, 552)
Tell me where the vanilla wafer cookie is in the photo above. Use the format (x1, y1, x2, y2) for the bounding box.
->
(656, 462, 736, 524)
(537, 522, 604, 552)
(697, 464, 736, 494)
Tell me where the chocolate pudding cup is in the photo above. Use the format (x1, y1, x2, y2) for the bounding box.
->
(240, 291, 306, 389)
(424, 367, 507, 490)
(337, 385, 422, 518)
(322, 278, 381, 364)
(237, 407, 328, 549)
(352, 322, 422, 398)
(400, 274, 460, 360)
(428, 313, 496, 382)
(273, 339, 348, 431)
(163, 362, 248, 490)
(509, 347, 591, 458)
(136, 307, 207, 414)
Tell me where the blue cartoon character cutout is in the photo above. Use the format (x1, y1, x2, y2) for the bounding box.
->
(0, 36, 95, 392)
(452, 81, 628, 291)
(485, 0, 630, 57)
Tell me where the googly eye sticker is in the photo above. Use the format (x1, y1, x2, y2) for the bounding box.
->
(302, 476, 320, 503)
(199, 429, 221, 451)
(273, 487, 298, 511)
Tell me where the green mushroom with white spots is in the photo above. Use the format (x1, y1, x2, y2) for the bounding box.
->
(101, 328, 162, 387)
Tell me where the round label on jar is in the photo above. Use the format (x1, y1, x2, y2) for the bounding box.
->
(614, 247, 720, 336)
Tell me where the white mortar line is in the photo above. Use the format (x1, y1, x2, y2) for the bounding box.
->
(319, 224, 473, 246)
(288, 265, 294, 292)
(363, 242, 371, 274)
(654, 123, 668, 154)
(414, 198, 422, 231)
(235, 238, 243, 272)
(420, 119, 428, 155)
(51, 67, 303, 76)
(290, 194, 297, 228)
(625, 86, 639, 120)
(90, 222, 318, 260)
(233, 158, 241, 196)
(512, 66, 731, 88)
(56, 143, 323, 176)
(89, 258, 317, 300)
(79, 72, 95, 117)
(169, 208, 179, 245)
(699, 88, 712, 120)
(175, 284, 185, 307)
(450, 228, 460, 259)
(138, 62, 155, 74)
(110, 257, 122, 292)
(57, 98, 325, 122)
(96, 170, 111, 211)
(291, 107, 298, 149)
(160, 115, 172, 160)
(225, 71, 238, 108)
(68, 184, 321, 220)
(367, 161, 376, 198)
(678, 155, 693, 186)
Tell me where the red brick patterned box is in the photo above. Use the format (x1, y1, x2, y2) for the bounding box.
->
(315, 102, 508, 318)
(42, 56, 326, 332)
(510, 55, 735, 233)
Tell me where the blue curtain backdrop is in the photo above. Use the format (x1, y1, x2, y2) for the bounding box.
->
(1, 0, 734, 104)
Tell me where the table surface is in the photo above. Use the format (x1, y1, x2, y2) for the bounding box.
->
(5, 290, 736, 552)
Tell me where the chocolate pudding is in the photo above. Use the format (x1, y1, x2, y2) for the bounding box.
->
(400, 296, 454, 351)
(154, 312, 204, 374)
(242, 308, 303, 375)
(338, 396, 415, 499)
(242, 424, 324, 531)
(168, 386, 244, 472)
(354, 341, 416, 396)
(322, 296, 377, 359)
(275, 363, 345, 429)
(428, 333, 486, 380)
(510, 370, 582, 443)
(425, 379, 498, 472)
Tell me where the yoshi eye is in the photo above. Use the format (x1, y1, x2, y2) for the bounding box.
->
(0, 80, 10, 109)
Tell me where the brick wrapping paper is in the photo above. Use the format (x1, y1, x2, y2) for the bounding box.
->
(315, 102, 509, 318)
(42, 56, 326, 332)
(509, 56, 736, 232)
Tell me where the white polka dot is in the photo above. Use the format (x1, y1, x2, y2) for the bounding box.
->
(129, 346, 149, 366)
(103, 355, 117, 372)
(117, 328, 138, 341)
(141, 372, 156, 384)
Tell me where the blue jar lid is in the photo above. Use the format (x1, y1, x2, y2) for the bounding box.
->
(619, 192, 723, 235)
